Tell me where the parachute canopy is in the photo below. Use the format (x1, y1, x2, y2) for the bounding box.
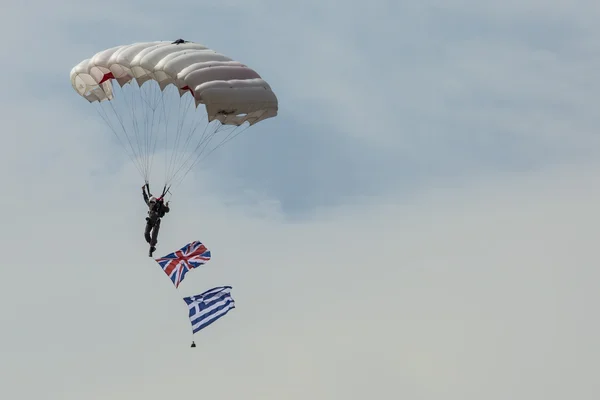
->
(69, 39, 278, 189)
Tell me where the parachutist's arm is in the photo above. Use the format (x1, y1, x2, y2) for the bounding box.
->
(142, 185, 150, 205)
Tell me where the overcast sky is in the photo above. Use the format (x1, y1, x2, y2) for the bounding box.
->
(2, 1, 600, 399)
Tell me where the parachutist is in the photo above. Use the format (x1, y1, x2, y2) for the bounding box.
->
(142, 184, 170, 257)
(172, 39, 188, 45)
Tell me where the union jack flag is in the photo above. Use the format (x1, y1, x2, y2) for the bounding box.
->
(154, 240, 211, 288)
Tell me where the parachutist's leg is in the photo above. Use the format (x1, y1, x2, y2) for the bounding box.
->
(150, 219, 161, 247)
(144, 221, 153, 244)
(148, 219, 160, 258)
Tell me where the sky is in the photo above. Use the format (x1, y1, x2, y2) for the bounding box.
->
(2, 0, 600, 399)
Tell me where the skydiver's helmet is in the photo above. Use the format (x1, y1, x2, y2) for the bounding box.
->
(149, 196, 158, 206)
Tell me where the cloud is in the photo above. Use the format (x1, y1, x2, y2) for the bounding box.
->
(7, 0, 600, 215)
(2, 1, 600, 398)
(3, 145, 600, 399)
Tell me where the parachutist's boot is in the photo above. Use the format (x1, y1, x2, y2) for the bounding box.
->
(149, 246, 156, 257)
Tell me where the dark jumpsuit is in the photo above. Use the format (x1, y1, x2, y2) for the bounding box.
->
(142, 190, 170, 248)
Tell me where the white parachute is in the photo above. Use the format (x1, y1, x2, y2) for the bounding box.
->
(70, 39, 278, 190)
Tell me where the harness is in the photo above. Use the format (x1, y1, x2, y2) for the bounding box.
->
(146, 183, 171, 223)
(149, 201, 166, 219)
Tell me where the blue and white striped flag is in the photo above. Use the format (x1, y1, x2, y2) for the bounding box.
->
(183, 286, 236, 334)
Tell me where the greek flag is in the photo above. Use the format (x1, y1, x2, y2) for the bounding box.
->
(183, 286, 236, 334)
